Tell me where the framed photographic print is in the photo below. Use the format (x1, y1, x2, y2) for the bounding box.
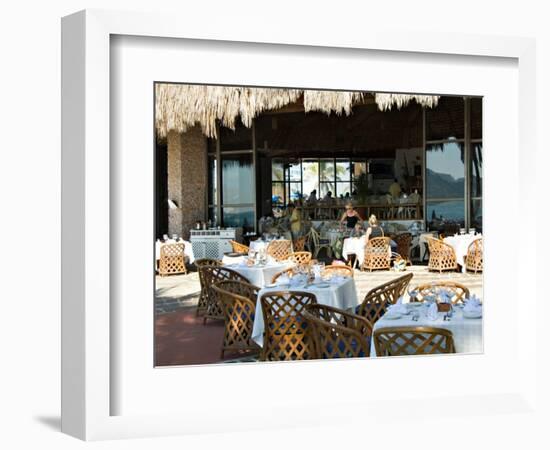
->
(62, 9, 538, 441)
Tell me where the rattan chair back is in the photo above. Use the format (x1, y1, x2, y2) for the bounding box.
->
(229, 240, 250, 254)
(465, 238, 483, 273)
(266, 239, 292, 261)
(211, 280, 260, 358)
(304, 304, 371, 359)
(373, 326, 456, 356)
(357, 273, 413, 330)
(394, 232, 412, 264)
(195, 258, 222, 316)
(321, 264, 354, 278)
(289, 251, 312, 265)
(412, 281, 470, 304)
(426, 237, 457, 273)
(260, 290, 317, 361)
(362, 237, 391, 271)
(201, 266, 251, 323)
(293, 236, 307, 252)
(159, 243, 187, 276)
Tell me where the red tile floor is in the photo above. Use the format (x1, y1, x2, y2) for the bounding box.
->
(155, 307, 256, 366)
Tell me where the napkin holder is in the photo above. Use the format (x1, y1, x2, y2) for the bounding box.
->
(437, 302, 452, 312)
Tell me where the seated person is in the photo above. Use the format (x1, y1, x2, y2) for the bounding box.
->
(388, 178, 402, 199)
(307, 189, 318, 205)
(365, 214, 397, 253)
(340, 202, 363, 229)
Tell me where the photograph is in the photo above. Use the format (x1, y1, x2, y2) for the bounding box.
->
(153, 84, 483, 365)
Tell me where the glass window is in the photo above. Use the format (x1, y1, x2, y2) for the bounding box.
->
(287, 182, 302, 204)
(319, 182, 335, 198)
(351, 161, 367, 180)
(208, 207, 219, 227)
(222, 154, 254, 204)
(426, 96, 465, 141)
(470, 198, 483, 232)
(222, 206, 254, 232)
(271, 183, 284, 206)
(271, 159, 284, 182)
(288, 160, 301, 181)
(302, 159, 319, 198)
(426, 142, 465, 228)
(470, 142, 483, 198)
(320, 159, 335, 181)
(335, 159, 350, 181)
(336, 182, 351, 198)
(208, 156, 217, 205)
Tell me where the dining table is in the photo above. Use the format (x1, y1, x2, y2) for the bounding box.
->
(222, 258, 294, 288)
(251, 276, 359, 347)
(444, 233, 482, 272)
(370, 301, 483, 357)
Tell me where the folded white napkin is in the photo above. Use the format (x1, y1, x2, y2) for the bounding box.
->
(464, 295, 482, 315)
(439, 289, 452, 304)
(388, 296, 408, 315)
(276, 275, 290, 285)
(426, 302, 439, 320)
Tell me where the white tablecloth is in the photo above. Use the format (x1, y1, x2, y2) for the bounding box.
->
(342, 236, 367, 265)
(370, 304, 483, 356)
(251, 277, 359, 347)
(222, 260, 294, 288)
(444, 234, 482, 272)
(155, 239, 195, 264)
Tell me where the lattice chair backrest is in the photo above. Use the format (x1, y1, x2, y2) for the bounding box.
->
(466, 238, 483, 273)
(202, 266, 251, 320)
(271, 268, 297, 284)
(230, 240, 250, 254)
(373, 326, 455, 356)
(260, 290, 317, 361)
(212, 280, 260, 355)
(289, 251, 312, 265)
(195, 258, 222, 315)
(266, 239, 292, 261)
(357, 273, 413, 329)
(321, 265, 354, 278)
(426, 237, 457, 271)
(159, 243, 187, 275)
(412, 281, 470, 304)
(394, 233, 412, 259)
(304, 304, 371, 359)
(366, 237, 391, 254)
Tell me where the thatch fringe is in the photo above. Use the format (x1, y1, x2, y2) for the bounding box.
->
(155, 84, 438, 139)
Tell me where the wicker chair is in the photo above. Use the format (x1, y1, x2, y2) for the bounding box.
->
(321, 264, 354, 278)
(356, 273, 413, 331)
(394, 232, 412, 265)
(426, 237, 458, 273)
(289, 251, 312, 265)
(304, 304, 371, 359)
(158, 243, 187, 276)
(292, 236, 307, 252)
(271, 267, 297, 284)
(266, 239, 292, 261)
(465, 238, 483, 273)
(211, 280, 260, 359)
(201, 266, 251, 323)
(195, 258, 222, 316)
(373, 326, 456, 356)
(260, 290, 317, 361)
(361, 237, 391, 271)
(306, 227, 332, 259)
(411, 281, 470, 305)
(229, 240, 250, 254)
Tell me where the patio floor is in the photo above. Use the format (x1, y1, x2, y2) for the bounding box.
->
(155, 265, 482, 366)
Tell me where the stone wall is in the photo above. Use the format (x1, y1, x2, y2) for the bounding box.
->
(167, 126, 207, 239)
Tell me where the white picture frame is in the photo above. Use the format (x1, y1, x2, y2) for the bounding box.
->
(61, 9, 538, 441)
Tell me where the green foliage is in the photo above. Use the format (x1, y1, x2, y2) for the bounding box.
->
(353, 173, 369, 202)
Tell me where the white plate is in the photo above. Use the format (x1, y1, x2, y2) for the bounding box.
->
(312, 283, 330, 289)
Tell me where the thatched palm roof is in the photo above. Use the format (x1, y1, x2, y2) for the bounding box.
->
(155, 84, 439, 139)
